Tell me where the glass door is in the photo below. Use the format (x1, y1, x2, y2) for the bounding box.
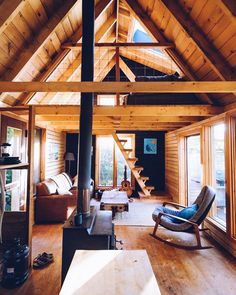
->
(186, 135, 202, 205)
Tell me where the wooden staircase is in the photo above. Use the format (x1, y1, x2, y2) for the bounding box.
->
(112, 133, 155, 197)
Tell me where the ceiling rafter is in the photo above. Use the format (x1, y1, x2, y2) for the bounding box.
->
(37, 17, 117, 104)
(0, 0, 26, 35)
(1, 0, 78, 82)
(16, 0, 114, 106)
(116, 0, 119, 42)
(119, 48, 179, 75)
(1, 0, 79, 106)
(95, 54, 116, 82)
(160, 0, 234, 81)
(123, 0, 214, 105)
(217, 0, 236, 20)
(43, 46, 116, 105)
(119, 57, 135, 81)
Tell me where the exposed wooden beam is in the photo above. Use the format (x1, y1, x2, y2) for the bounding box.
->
(62, 42, 174, 49)
(37, 18, 116, 104)
(116, 0, 119, 42)
(16, 0, 114, 105)
(39, 48, 115, 104)
(47, 126, 180, 132)
(119, 58, 135, 81)
(115, 47, 120, 104)
(95, 55, 116, 82)
(119, 28, 128, 39)
(0, 81, 234, 93)
(1, 0, 78, 81)
(123, 0, 214, 104)
(47, 122, 188, 130)
(160, 0, 234, 81)
(119, 48, 179, 75)
(224, 101, 236, 112)
(27, 105, 222, 117)
(16, 49, 70, 105)
(34, 115, 204, 123)
(217, 0, 236, 19)
(127, 15, 135, 42)
(119, 7, 130, 18)
(30, 7, 116, 105)
(0, 0, 26, 35)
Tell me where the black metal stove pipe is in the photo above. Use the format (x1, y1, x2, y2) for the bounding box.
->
(75, 0, 95, 225)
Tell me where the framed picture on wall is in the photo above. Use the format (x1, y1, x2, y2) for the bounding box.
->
(47, 143, 59, 160)
(144, 138, 157, 154)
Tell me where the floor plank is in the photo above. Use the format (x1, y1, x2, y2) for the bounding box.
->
(0, 224, 236, 295)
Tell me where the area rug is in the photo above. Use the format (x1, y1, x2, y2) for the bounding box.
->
(91, 198, 161, 226)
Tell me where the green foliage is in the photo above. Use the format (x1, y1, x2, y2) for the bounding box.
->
(6, 170, 12, 184)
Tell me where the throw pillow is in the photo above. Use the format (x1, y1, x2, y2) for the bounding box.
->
(174, 206, 198, 223)
(191, 203, 199, 211)
(57, 187, 72, 195)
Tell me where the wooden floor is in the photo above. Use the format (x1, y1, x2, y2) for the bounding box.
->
(1, 223, 236, 295)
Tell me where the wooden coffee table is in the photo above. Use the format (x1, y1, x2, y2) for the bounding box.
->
(100, 190, 129, 218)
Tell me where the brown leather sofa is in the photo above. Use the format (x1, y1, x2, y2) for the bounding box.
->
(35, 173, 94, 223)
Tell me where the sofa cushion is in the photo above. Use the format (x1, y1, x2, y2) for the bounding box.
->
(37, 179, 57, 196)
(51, 173, 72, 191)
(57, 187, 73, 195)
(62, 172, 73, 187)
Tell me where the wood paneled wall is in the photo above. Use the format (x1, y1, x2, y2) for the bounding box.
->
(165, 132, 179, 202)
(44, 129, 65, 179)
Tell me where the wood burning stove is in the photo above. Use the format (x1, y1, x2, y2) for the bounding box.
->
(61, 207, 115, 284)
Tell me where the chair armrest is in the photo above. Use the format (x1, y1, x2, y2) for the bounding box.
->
(163, 201, 187, 209)
(157, 212, 197, 226)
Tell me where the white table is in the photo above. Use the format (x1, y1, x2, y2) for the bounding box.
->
(60, 250, 161, 295)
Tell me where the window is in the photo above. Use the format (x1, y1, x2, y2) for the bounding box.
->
(132, 20, 163, 55)
(97, 95, 116, 106)
(98, 136, 114, 186)
(5, 126, 27, 211)
(186, 135, 202, 205)
(96, 135, 134, 188)
(211, 123, 226, 225)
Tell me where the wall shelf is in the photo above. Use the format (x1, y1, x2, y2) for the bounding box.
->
(0, 163, 29, 170)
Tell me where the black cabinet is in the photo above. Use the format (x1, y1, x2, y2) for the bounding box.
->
(61, 207, 114, 283)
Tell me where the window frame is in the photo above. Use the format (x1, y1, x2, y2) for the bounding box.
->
(178, 128, 202, 205)
(206, 122, 226, 228)
(95, 134, 135, 190)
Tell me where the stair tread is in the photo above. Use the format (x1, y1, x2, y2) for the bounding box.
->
(132, 166, 144, 170)
(119, 139, 128, 142)
(140, 176, 149, 180)
(128, 157, 138, 161)
(145, 186, 155, 190)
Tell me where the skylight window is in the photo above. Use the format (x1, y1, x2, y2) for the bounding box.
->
(132, 20, 163, 55)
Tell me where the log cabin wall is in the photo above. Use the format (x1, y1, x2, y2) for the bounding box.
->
(44, 129, 65, 179)
(165, 132, 179, 203)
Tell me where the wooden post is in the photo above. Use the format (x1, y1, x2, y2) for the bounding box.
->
(26, 106, 35, 264)
(115, 47, 120, 105)
(76, 0, 95, 224)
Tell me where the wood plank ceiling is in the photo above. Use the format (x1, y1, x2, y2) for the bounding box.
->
(0, 0, 235, 132)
